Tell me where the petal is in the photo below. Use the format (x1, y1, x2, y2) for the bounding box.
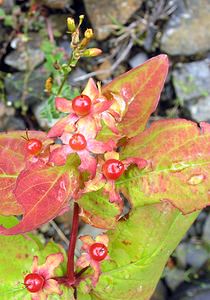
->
(76, 253, 90, 268)
(47, 114, 78, 138)
(78, 150, 97, 178)
(60, 132, 73, 145)
(80, 235, 95, 246)
(104, 181, 123, 207)
(87, 139, 116, 154)
(77, 116, 98, 139)
(82, 78, 98, 101)
(44, 253, 64, 278)
(108, 92, 127, 120)
(31, 292, 47, 300)
(44, 278, 63, 296)
(90, 259, 101, 287)
(83, 173, 106, 193)
(102, 112, 120, 134)
(64, 114, 79, 132)
(55, 97, 73, 113)
(31, 256, 39, 273)
(92, 96, 113, 114)
(95, 234, 109, 248)
(123, 157, 147, 169)
(93, 115, 103, 132)
(49, 145, 73, 166)
(104, 151, 119, 161)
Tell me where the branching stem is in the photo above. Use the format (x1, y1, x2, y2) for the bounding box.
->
(66, 202, 80, 283)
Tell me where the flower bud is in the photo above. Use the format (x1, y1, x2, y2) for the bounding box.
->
(67, 17, 76, 33)
(79, 15, 85, 26)
(45, 77, 53, 94)
(83, 48, 102, 57)
(84, 28, 94, 39)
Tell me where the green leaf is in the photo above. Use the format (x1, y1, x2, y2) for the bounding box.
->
(78, 119, 210, 299)
(0, 8, 6, 17)
(78, 190, 121, 230)
(0, 216, 66, 299)
(87, 204, 198, 300)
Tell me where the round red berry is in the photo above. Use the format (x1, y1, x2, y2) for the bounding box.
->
(26, 139, 42, 155)
(102, 159, 124, 180)
(72, 94, 92, 116)
(24, 273, 45, 293)
(69, 133, 87, 151)
(89, 243, 108, 261)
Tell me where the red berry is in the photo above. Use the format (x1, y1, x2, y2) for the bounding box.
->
(24, 273, 45, 293)
(89, 243, 108, 261)
(26, 139, 42, 155)
(72, 94, 92, 116)
(102, 159, 124, 180)
(69, 133, 87, 151)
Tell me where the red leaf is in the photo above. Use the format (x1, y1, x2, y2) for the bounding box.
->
(0, 131, 46, 216)
(0, 155, 80, 235)
(120, 119, 210, 214)
(102, 55, 169, 138)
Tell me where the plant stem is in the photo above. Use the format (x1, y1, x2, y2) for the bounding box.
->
(57, 52, 79, 96)
(66, 202, 80, 283)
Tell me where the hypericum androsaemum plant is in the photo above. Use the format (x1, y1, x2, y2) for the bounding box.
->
(0, 17, 210, 300)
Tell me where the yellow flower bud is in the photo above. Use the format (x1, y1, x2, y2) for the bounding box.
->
(83, 48, 102, 57)
(45, 77, 53, 94)
(67, 17, 76, 33)
(84, 28, 94, 39)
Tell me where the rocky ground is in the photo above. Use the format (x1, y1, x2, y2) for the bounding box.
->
(1, 0, 210, 299)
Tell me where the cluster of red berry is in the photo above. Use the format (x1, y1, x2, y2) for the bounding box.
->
(25, 94, 125, 181)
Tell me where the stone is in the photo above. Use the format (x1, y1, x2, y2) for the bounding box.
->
(5, 66, 48, 108)
(36, 0, 71, 9)
(165, 268, 186, 291)
(172, 59, 210, 122)
(0, 116, 26, 131)
(175, 243, 187, 269)
(1, 0, 14, 14)
(161, 0, 210, 56)
(4, 48, 44, 71)
(68, 67, 87, 85)
(84, 0, 143, 40)
(172, 60, 210, 102)
(202, 214, 210, 245)
(171, 281, 210, 300)
(33, 100, 58, 130)
(188, 96, 210, 123)
(185, 243, 209, 269)
(129, 52, 148, 68)
(0, 26, 7, 44)
(151, 281, 167, 300)
(48, 14, 71, 36)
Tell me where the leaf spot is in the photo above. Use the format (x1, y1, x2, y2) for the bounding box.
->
(170, 161, 189, 172)
(187, 174, 205, 185)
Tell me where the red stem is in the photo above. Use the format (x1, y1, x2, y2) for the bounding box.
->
(66, 202, 80, 283)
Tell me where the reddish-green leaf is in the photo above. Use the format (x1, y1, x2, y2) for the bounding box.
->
(0, 154, 80, 235)
(102, 55, 169, 138)
(0, 131, 46, 216)
(120, 120, 210, 214)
